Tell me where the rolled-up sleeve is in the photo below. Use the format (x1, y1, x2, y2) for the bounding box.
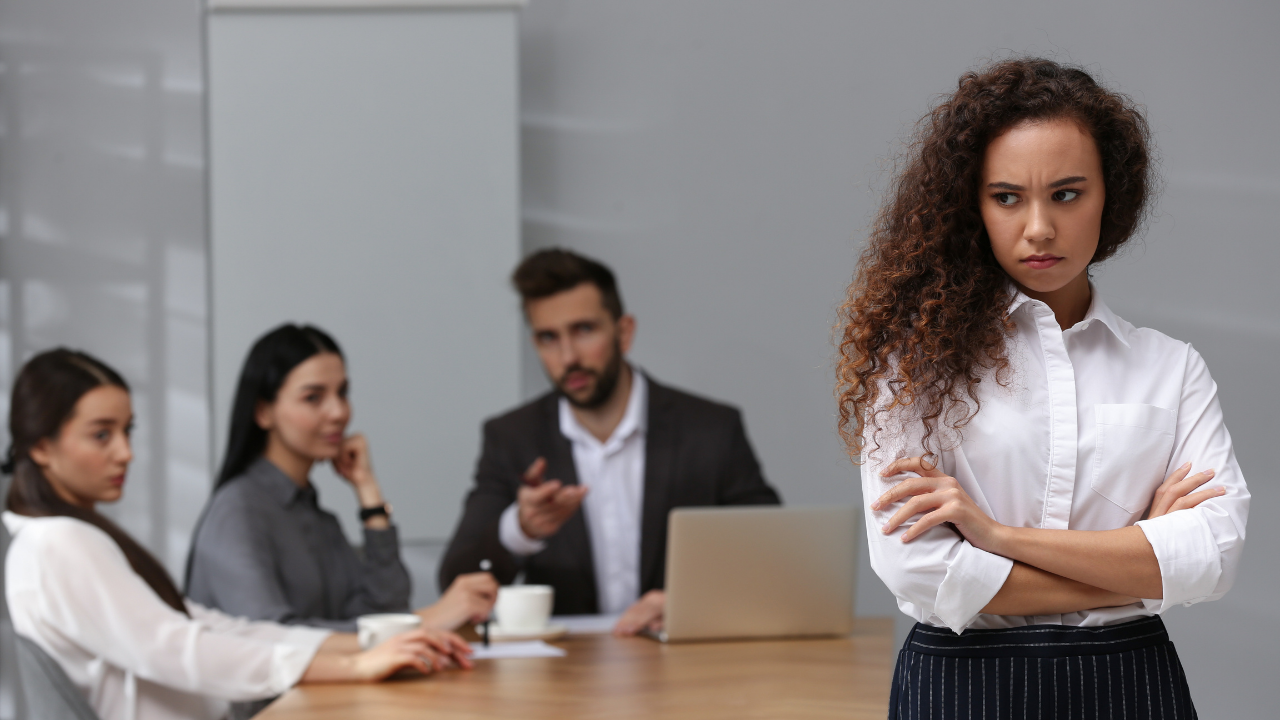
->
(1135, 347, 1249, 612)
(862, 425, 1012, 634)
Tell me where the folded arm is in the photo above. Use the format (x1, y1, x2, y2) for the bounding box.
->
(981, 562, 1135, 616)
(878, 457, 1228, 601)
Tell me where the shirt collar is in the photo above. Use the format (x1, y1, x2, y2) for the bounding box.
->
(246, 457, 318, 507)
(1007, 283, 1131, 348)
(559, 365, 648, 451)
(3, 510, 33, 535)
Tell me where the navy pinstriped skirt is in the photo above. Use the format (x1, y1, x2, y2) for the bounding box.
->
(888, 616, 1197, 719)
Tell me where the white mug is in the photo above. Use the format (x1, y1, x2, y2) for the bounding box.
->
(494, 585, 554, 633)
(356, 613, 421, 650)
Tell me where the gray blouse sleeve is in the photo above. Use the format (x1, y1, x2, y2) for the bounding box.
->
(337, 523, 413, 619)
(187, 483, 411, 632)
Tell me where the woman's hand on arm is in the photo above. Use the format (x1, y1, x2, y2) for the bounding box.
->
(1148, 462, 1224, 520)
(992, 463, 1222, 599)
(332, 433, 390, 530)
(301, 629, 474, 683)
(877, 457, 1222, 602)
(872, 457, 1007, 551)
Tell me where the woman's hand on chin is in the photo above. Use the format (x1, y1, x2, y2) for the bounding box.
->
(872, 456, 1010, 554)
(332, 433, 390, 523)
(332, 433, 378, 488)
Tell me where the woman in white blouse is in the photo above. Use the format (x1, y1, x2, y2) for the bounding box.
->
(3, 348, 475, 720)
(836, 58, 1248, 718)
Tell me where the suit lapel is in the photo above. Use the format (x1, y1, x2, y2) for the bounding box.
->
(639, 377, 678, 592)
(540, 395, 599, 607)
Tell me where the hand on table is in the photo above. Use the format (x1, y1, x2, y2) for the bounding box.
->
(418, 572, 499, 630)
(351, 628, 473, 681)
(613, 590, 666, 637)
(518, 457, 588, 540)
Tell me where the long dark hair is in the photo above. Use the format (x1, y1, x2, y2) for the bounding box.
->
(215, 323, 343, 488)
(4, 349, 189, 614)
(835, 58, 1154, 461)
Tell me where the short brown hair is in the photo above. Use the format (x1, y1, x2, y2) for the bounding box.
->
(512, 248, 625, 319)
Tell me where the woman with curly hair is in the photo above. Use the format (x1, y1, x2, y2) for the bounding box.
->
(836, 58, 1248, 718)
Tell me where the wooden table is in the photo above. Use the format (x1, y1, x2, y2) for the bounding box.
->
(259, 618, 895, 719)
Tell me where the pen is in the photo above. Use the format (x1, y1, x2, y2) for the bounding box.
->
(479, 558, 492, 647)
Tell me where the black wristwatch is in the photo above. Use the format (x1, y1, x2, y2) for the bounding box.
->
(359, 503, 389, 522)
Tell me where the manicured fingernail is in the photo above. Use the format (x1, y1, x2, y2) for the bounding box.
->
(881, 525, 890, 534)
(1205, 469, 1215, 476)
(1181, 462, 1191, 470)
(1217, 487, 1227, 494)
(870, 500, 881, 510)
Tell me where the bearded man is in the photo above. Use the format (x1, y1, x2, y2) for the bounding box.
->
(438, 249, 781, 634)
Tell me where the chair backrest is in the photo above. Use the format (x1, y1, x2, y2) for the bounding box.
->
(0, 507, 27, 720)
(13, 636, 99, 720)
(1, 511, 98, 720)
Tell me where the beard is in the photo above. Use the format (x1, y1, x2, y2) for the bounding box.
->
(555, 340, 625, 410)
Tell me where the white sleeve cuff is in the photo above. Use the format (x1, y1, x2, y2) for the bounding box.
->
(1136, 510, 1223, 613)
(268, 638, 324, 694)
(933, 541, 1014, 634)
(280, 625, 333, 650)
(499, 503, 547, 556)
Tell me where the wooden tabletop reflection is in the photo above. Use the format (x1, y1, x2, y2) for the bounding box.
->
(258, 617, 894, 719)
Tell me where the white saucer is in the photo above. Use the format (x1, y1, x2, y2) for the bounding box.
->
(475, 623, 569, 642)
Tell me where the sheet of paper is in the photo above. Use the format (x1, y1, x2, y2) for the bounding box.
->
(550, 614, 620, 635)
(470, 641, 567, 660)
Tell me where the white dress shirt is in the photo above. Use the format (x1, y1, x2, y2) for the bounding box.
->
(863, 289, 1249, 634)
(3, 512, 331, 720)
(500, 370, 648, 614)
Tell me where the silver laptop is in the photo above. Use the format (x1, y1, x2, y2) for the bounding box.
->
(651, 505, 857, 643)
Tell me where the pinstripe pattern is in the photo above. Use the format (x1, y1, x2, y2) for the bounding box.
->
(887, 618, 1197, 719)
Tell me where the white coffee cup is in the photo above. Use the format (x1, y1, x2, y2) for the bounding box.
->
(356, 613, 421, 650)
(494, 585, 554, 633)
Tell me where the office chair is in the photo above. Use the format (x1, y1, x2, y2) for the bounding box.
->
(1, 510, 98, 720)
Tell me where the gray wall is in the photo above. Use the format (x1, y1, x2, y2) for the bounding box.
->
(0, 0, 207, 578)
(517, 1, 1279, 716)
(0, 0, 206, 716)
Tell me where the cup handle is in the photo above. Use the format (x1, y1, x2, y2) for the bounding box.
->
(358, 628, 373, 651)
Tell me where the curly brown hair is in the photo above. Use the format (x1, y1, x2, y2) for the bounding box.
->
(836, 58, 1155, 461)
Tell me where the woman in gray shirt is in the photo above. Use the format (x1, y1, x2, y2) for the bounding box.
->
(186, 324, 495, 633)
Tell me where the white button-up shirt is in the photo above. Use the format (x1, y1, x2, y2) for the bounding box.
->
(500, 370, 648, 614)
(3, 512, 330, 720)
(863, 289, 1249, 634)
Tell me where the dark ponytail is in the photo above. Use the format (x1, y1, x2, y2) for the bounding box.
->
(215, 324, 343, 489)
(5, 349, 189, 615)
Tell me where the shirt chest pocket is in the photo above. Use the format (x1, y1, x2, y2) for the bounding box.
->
(1091, 403, 1177, 513)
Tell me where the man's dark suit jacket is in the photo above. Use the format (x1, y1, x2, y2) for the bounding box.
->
(438, 374, 781, 615)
